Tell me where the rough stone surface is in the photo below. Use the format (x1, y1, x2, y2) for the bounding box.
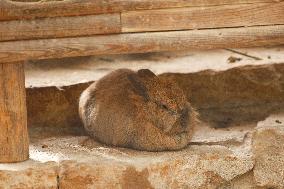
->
(35, 123, 253, 188)
(160, 63, 284, 127)
(219, 171, 260, 189)
(27, 83, 91, 129)
(191, 124, 250, 145)
(0, 161, 58, 189)
(253, 114, 284, 188)
(42, 135, 253, 189)
(58, 145, 253, 189)
(2, 114, 284, 188)
(0, 122, 255, 189)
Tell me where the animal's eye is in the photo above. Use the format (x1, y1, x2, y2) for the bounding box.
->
(161, 104, 168, 110)
(160, 103, 179, 116)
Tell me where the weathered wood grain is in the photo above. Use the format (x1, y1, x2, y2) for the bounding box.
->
(0, 14, 121, 42)
(2, 1, 283, 41)
(0, 0, 281, 21)
(0, 62, 29, 163)
(0, 25, 283, 63)
(122, 2, 284, 32)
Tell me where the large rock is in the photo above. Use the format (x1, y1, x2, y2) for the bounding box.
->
(58, 144, 253, 189)
(219, 171, 259, 189)
(191, 124, 248, 145)
(0, 161, 58, 189)
(160, 64, 284, 127)
(27, 83, 91, 129)
(34, 125, 252, 189)
(10, 116, 284, 188)
(253, 114, 284, 188)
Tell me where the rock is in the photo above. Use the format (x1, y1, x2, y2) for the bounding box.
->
(26, 134, 254, 189)
(148, 146, 253, 189)
(219, 171, 260, 189)
(57, 144, 253, 189)
(191, 123, 249, 145)
(160, 64, 284, 127)
(59, 160, 129, 189)
(253, 114, 284, 188)
(0, 117, 257, 189)
(26, 83, 92, 129)
(0, 161, 58, 189)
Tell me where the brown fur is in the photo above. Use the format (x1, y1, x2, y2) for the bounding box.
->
(79, 69, 198, 151)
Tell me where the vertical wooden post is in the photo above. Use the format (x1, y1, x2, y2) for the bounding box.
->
(0, 62, 29, 163)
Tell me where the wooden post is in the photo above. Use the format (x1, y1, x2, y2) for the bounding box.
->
(0, 62, 29, 163)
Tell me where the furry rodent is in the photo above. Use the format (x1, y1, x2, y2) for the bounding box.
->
(79, 69, 198, 151)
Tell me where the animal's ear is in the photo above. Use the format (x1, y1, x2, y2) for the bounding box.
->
(137, 69, 157, 79)
(127, 74, 150, 101)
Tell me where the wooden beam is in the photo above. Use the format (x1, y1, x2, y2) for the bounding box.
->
(0, 25, 283, 63)
(0, 14, 121, 42)
(2, 2, 283, 41)
(0, 0, 281, 21)
(122, 2, 284, 32)
(0, 62, 29, 163)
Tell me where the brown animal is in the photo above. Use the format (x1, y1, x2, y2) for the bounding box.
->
(79, 69, 198, 151)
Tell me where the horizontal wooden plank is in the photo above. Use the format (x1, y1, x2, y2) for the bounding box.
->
(0, 14, 120, 42)
(2, 2, 283, 41)
(0, 25, 283, 63)
(122, 2, 284, 32)
(0, 0, 281, 21)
